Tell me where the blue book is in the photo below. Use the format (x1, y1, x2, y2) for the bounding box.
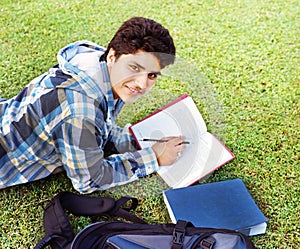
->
(163, 178, 268, 236)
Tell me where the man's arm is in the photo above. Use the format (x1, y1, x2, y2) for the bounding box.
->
(52, 117, 159, 194)
(107, 123, 138, 154)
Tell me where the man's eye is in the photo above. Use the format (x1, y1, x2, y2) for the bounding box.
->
(129, 65, 139, 72)
(148, 73, 159, 80)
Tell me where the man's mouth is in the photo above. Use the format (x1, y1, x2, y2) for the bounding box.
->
(126, 85, 143, 95)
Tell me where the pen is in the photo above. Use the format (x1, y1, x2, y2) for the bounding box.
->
(140, 138, 190, 144)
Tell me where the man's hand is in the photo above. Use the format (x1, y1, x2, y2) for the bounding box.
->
(152, 136, 186, 166)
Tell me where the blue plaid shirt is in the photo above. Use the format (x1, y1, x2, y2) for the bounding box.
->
(0, 41, 159, 193)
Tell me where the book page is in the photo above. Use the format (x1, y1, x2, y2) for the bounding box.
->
(159, 133, 234, 188)
(130, 96, 207, 148)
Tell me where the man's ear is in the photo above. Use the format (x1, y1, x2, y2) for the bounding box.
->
(107, 48, 116, 63)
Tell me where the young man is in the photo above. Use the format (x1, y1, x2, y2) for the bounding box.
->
(0, 17, 185, 193)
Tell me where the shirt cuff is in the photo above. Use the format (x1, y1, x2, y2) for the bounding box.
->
(131, 147, 159, 177)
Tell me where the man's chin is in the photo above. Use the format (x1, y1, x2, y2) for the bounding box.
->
(123, 98, 140, 104)
(121, 94, 142, 104)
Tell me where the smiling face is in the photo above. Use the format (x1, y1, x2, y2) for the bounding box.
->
(106, 49, 161, 104)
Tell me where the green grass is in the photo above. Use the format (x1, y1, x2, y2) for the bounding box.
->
(0, 0, 299, 248)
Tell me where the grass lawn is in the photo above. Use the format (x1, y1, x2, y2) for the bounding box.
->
(0, 0, 299, 248)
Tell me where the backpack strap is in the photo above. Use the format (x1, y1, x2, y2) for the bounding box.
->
(109, 196, 148, 224)
(35, 191, 146, 249)
(172, 220, 194, 249)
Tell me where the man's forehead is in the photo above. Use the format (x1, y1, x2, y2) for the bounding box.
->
(121, 51, 161, 71)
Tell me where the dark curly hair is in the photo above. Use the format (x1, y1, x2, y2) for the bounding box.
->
(100, 17, 176, 68)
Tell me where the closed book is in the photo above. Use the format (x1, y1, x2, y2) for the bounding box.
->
(163, 178, 268, 236)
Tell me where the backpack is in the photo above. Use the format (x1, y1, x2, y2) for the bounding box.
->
(35, 191, 256, 249)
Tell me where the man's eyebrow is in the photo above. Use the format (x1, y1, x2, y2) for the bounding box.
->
(151, 71, 162, 75)
(134, 62, 146, 70)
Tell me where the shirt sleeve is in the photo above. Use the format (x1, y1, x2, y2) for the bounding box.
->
(107, 123, 139, 153)
(52, 117, 159, 194)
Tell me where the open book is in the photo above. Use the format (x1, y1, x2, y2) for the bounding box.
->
(129, 94, 234, 188)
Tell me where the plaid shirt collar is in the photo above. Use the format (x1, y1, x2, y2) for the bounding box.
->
(99, 61, 124, 124)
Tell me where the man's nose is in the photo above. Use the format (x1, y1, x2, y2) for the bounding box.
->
(136, 73, 149, 89)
